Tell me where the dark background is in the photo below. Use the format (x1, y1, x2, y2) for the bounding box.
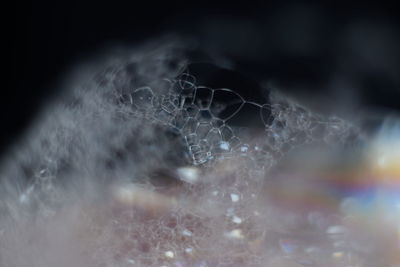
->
(7, 1, 400, 157)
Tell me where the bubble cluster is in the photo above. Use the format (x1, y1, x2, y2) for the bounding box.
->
(111, 65, 360, 170)
(1, 41, 397, 267)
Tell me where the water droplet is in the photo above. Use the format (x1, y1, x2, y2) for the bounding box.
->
(182, 229, 193, 236)
(224, 229, 244, 239)
(176, 167, 199, 184)
(232, 216, 242, 224)
(219, 141, 230, 151)
(126, 259, 135, 265)
(326, 225, 347, 235)
(230, 193, 240, 202)
(165, 251, 175, 259)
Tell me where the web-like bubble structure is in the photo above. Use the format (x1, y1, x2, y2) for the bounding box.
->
(112, 67, 359, 169)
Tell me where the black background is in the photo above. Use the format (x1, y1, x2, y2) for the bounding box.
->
(7, 1, 400, 157)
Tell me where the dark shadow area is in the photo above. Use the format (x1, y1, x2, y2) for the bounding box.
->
(7, 1, 400, 157)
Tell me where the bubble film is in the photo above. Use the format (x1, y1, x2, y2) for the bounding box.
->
(0, 40, 398, 267)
